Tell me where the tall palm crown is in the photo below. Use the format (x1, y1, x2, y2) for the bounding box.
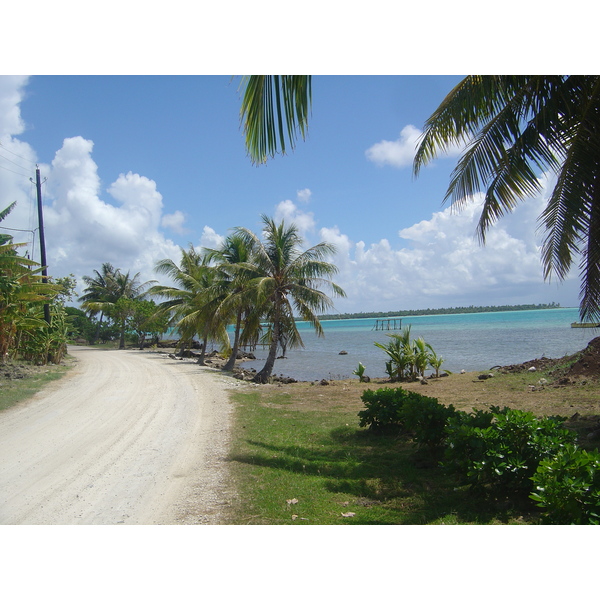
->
(234, 215, 345, 382)
(413, 75, 600, 321)
(203, 233, 257, 371)
(80, 264, 154, 348)
(150, 246, 229, 361)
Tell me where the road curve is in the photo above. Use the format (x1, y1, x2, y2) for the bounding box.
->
(0, 346, 233, 525)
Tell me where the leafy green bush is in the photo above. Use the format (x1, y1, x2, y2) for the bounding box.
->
(358, 387, 408, 431)
(358, 387, 454, 446)
(444, 407, 577, 494)
(400, 393, 457, 450)
(530, 445, 600, 524)
(20, 305, 69, 365)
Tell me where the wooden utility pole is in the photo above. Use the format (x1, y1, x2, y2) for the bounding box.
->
(34, 166, 51, 324)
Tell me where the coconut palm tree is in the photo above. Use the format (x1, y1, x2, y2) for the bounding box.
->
(151, 246, 229, 364)
(234, 215, 345, 383)
(81, 265, 155, 348)
(413, 75, 600, 322)
(80, 263, 119, 344)
(203, 233, 257, 371)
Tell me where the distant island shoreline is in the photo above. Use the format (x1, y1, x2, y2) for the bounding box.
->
(316, 303, 563, 321)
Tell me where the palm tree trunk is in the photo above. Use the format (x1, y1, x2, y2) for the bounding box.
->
(92, 312, 104, 345)
(119, 318, 126, 349)
(254, 318, 280, 383)
(222, 309, 243, 371)
(197, 335, 208, 365)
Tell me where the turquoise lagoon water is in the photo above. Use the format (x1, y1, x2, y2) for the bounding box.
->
(237, 308, 600, 381)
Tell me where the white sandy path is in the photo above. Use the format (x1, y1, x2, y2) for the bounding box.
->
(0, 346, 236, 525)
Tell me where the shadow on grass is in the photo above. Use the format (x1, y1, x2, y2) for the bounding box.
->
(230, 426, 535, 524)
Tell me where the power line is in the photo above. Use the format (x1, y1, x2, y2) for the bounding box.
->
(0, 161, 31, 178)
(0, 141, 36, 165)
(0, 225, 37, 233)
(0, 150, 32, 173)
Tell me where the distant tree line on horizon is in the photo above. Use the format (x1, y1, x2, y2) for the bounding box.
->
(317, 302, 562, 321)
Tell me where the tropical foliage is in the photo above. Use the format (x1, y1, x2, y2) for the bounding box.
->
(150, 245, 230, 363)
(374, 325, 447, 381)
(239, 75, 599, 321)
(0, 203, 65, 364)
(80, 264, 155, 349)
(413, 75, 600, 322)
(239, 75, 312, 165)
(232, 215, 345, 382)
(145, 216, 345, 381)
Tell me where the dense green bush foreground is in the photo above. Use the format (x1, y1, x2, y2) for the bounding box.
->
(359, 387, 600, 524)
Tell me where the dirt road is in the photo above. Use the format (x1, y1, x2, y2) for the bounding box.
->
(0, 346, 235, 525)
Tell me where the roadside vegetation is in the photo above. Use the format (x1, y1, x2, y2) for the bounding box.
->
(224, 345, 600, 525)
(0, 359, 73, 412)
(76, 214, 345, 383)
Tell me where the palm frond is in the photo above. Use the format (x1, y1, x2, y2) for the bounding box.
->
(240, 75, 312, 165)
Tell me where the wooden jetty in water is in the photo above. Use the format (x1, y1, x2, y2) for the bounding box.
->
(372, 317, 403, 331)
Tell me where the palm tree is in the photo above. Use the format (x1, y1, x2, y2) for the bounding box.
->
(234, 215, 345, 383)
(413, 75, 600, 322)
(374, 325, 414, 381)
(151, 246, 229, 364)
(204, 233, 257, 371)
(239, 75, 312, 165)
(81, 265, 154, 348)
(80, 263, 119, 344)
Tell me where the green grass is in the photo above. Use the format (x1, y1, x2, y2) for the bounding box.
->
(0, 360, 73, 412)
(226, 390, 538, 524)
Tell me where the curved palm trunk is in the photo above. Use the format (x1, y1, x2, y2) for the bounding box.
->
(223, 309, 243, 371)
(254, 318, 280, 383)
(197, 335, 208, 365)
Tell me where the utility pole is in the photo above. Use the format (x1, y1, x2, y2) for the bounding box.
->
(33, 165, 51, 324)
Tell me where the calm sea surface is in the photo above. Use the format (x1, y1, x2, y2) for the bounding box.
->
(236, 308, 600, 381)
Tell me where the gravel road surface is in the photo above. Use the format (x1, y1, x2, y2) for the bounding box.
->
(0, 346, 235, 525)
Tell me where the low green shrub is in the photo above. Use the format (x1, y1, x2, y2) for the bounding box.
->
(530, 445, 600, 524)
(358, 387, 455, 449)
(444, 407, 577, 494)
(400, 394, 457, 450)
(358, 387, 408, 431)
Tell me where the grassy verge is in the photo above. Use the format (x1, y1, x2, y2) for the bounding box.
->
(226, 380, 548, 525)
(0, 358, 74, 412)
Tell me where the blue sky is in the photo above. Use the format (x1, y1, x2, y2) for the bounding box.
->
(0, 74, 583, 312)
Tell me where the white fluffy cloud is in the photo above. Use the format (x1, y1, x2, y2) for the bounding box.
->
(0, 76, 28, 137)
(320, 189, 578, 313)
(199, 225, 225, 250)
(41, 139, 181, 291)
(274, 190, 316, 236)
(161, 210, 187, 235)
(365, 124, 422, 168)
(0, 77, 182, 296)
(365, 124, 464, 169)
